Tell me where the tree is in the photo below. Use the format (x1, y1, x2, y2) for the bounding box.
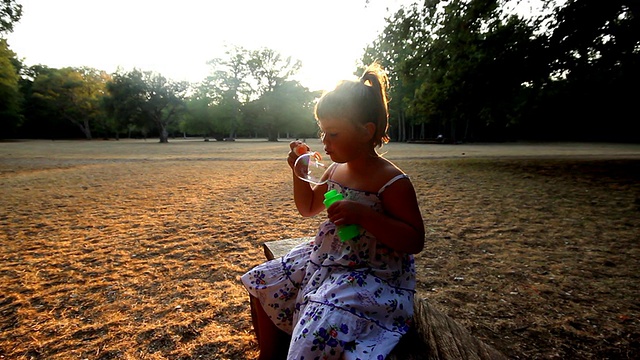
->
(181, 97, 214, 138)
(0, 38, 22, 137)
(180, 91, 240, 140)
(539, 0, 640, 141)
(143, 73, 188, 143)
(363, 0, 640, 142)
(201, 46, 253, 139)
(0, 0, 22, 35)
(365, 0, 549, 142)
(408, 0, 538, 141)
(204, 46, 253, 102)
(362, 3, 428, 141)
(104, 69, 145, 138)
(202, 46, 311, 141)
(247, 48, 302, 95)
(258, 80, 316, 139)
(246, 48, 304, 141)
(17, 65, 59, 139)
(212, 92, 242, 139)
(105, 69, 187, 143)
(31, 67, 109, 139)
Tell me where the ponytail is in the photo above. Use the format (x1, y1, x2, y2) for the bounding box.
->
(360, 63, 390, 147)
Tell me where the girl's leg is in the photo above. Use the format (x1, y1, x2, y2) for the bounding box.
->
(249, 295, 290, 360)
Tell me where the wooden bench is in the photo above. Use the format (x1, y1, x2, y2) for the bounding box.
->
(263, 238, 508, 360)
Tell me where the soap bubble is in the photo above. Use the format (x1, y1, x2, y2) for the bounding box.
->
(294, 152, 330, 185)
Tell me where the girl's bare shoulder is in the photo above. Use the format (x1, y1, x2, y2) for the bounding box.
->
(332, 157, 406, 192)
(367, 157, 407, 190)
(378, 157, 405, 177)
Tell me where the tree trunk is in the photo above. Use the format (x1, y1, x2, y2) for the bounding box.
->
(398, 111, 406, 142)
(159, 124, 169, 143)
(450, 121, 456, 144)
(267, 125, 278, 142)
(64, 114, 92, 140)
(83, 119, 93, 140)
(464, 118, 470, 141)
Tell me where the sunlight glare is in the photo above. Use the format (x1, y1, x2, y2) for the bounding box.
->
(6, 0, 416, 91)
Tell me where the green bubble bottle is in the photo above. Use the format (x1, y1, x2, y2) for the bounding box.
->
(323, 189, 360, 242)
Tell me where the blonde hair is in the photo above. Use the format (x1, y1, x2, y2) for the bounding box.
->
(315, 63, 390, 148)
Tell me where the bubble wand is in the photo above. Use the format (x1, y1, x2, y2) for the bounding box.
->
(293, 144, 359, 242)
(293, 144, 327, 185)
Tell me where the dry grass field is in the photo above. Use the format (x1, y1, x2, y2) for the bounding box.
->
(1, 139, 639, 360)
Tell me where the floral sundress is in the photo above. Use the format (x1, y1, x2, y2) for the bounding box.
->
(241, 174, 416, 360)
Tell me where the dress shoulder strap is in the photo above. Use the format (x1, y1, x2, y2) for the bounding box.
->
(327, 162, 339, 180)
(378, 174, 409, 195)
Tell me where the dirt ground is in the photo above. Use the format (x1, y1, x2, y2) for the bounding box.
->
(0, 139, 639, 359)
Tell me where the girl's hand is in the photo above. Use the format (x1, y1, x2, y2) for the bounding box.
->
(326, 200, 366, 227)
(288, 141, 307, 169)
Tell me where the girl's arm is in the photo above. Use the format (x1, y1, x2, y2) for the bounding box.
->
(326, 178, 425, 254)
(291, 172, 327, 217)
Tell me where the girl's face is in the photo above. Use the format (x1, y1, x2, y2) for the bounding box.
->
(318, 118, 371, 163)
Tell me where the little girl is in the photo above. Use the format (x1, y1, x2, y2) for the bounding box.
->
(241, 63, 425, 360)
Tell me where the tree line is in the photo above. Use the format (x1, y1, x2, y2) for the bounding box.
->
(363, 0, 639, 143)
(1, 0, 639, 143)
(1, 42, 320, 142)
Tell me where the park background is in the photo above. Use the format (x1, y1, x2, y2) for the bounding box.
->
(1, 1, 639, 359)
(1, 1, 638, 144)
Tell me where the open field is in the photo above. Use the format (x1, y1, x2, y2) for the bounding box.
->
(1, 139, 639, 359)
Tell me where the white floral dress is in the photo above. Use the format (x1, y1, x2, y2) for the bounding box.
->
(241, 175, 416, 360)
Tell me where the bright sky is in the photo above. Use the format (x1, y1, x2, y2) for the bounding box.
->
(6, 0, 414, 92)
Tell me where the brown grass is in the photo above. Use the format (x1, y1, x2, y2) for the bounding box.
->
(1, 139, 639, 359)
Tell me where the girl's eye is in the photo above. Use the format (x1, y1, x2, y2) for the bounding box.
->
(321, 132, 337, 140)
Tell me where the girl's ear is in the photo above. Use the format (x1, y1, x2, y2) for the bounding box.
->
(363, 122, 376, 141)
